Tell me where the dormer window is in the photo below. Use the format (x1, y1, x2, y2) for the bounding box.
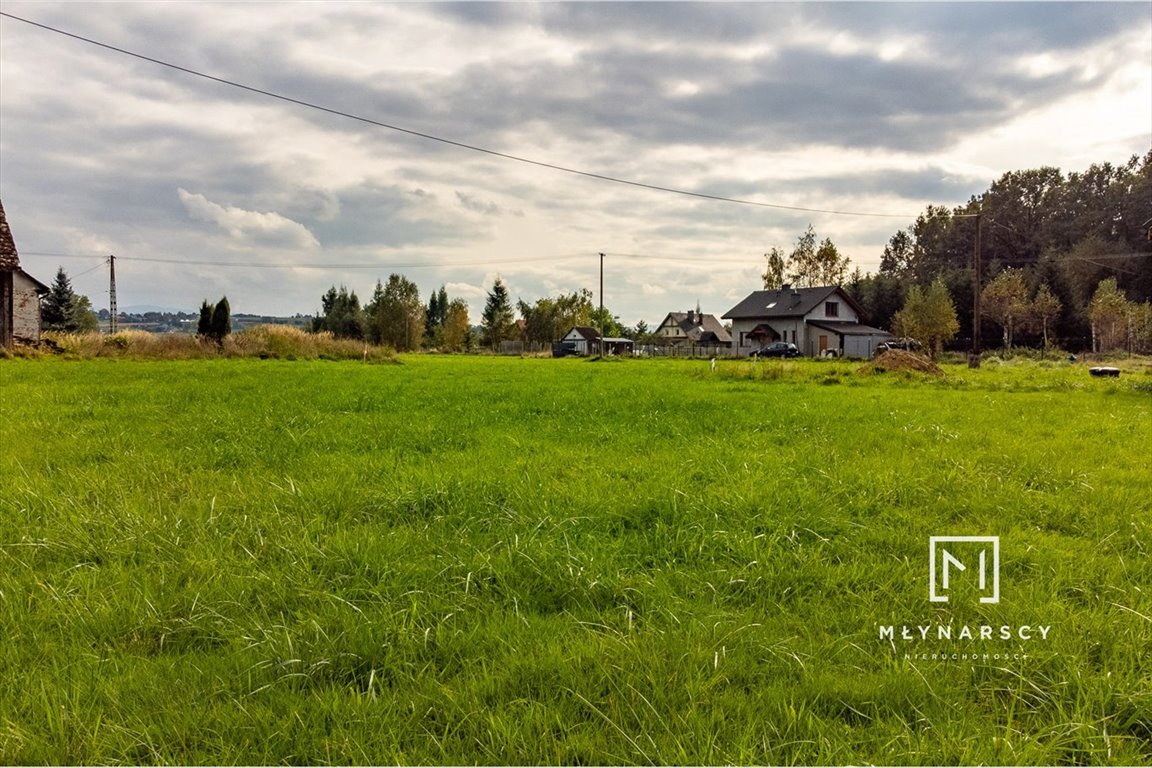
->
(825, 301, 839, 318)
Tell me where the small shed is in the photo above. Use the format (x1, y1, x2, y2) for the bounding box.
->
(559, 325, 634, 356)
(0, 200, 49, 346)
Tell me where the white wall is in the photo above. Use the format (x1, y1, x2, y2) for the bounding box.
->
(12, 271, 41, 341)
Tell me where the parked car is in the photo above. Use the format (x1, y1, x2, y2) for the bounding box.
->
(875, 338, 921, 354)
(750, 342, 800, 358)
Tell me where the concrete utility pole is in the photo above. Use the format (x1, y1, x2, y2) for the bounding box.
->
(599, 251, 605, 357)
(108, 254, 118, 334)
(970, 214, 981, 368)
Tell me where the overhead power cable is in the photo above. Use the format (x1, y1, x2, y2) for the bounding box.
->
(20, 251, 593, 269)
(2, 11, 931, 220)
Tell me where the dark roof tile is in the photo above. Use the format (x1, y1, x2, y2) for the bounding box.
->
(0, 200, 19, 271)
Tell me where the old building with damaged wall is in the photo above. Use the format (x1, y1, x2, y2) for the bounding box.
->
(0, 199, 49, 346)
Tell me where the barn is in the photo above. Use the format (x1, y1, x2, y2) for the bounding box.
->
(0, 200, 50, 346)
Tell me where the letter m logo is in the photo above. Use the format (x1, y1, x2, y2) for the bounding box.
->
(929, 536, 1000, 604)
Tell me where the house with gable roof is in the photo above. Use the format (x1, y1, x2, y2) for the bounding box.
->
(723, 284, 891, 358)
(653, 308, 732, 352)
(0, 200, 50, 347)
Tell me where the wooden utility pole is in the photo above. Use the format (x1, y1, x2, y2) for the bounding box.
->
(108, 254, 118, 333)
(970, 215, 981, 368)
(598, 251, 605, 357)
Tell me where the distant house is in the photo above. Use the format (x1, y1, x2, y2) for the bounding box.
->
(654, 309, 732, 351)
(559, 325, 634, 356)
(0, 200, 49, 347)
(723, 284, 891, 358)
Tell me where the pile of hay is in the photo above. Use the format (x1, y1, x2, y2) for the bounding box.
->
(860, 349, 945, 377)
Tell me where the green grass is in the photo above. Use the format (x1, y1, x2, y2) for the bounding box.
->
(0, 355, 1149, 764)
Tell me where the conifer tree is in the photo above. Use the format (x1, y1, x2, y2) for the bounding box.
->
(481, 277, 515, 349)
(197, 300, 214, 337)
(209, 296, 231, 343)
(42, 268, 76, 331)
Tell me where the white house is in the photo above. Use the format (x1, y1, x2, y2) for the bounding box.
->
(723, 285, 891, 358)
(559, 325, 633, 356)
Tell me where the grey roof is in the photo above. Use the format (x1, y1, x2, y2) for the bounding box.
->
(566, 326, 599, 341)
(658, 310, 733, 343)
(0, 199, 19, 271)
(807, 320, 891, 337)
(723, 285, 859, 320)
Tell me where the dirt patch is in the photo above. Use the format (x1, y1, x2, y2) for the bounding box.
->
(859, 349, 945, 377)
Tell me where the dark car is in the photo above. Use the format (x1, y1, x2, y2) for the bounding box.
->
(750, 342, 800, 358)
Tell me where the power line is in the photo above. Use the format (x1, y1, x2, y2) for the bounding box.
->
(1, 11, 927, 220)
(23, 248, 1147, 272)
(20, 250, 592, 269)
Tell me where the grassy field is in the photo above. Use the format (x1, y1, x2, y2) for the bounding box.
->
(0, 354, 1149, 764)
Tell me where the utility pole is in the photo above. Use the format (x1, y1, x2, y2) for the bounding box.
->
(108, 254, 118, 334)
(598, 251, 605, 357)
(970, 214, 981, 368)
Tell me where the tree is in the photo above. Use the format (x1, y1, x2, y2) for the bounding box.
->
(441, 298, 471, 352)
(70, 296, 99, 332)
(41, 268, 74, 330)
(892, 278, 959, 358)
(879, 229, 914, 276)
(41, 267, 97, 332)
(1030, 283, 1062, 351)
(197, 300, 214, 337)
(814, 237, 850, 286)
(1087, 278, 1128, 352)
(481, 277, 515, 349)
(787, 225, 820, 287)
(1130, 301, 1152, 355)
(425, 285, 448, 346)
(762, 247, 787, 289)
(208, 296, 231, 344)
(313, 286, 365, 340)
(590, 306, 624, 338)
(366, 274, 424, 351)
(518, 289, 595, 344)
(982, 268, 1030, 348)
(633, 319, 652, 344)
(518, 297, 557, 345)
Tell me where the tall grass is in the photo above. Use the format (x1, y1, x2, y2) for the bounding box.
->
(0, 356, 1148, 764)
(6, 326, 396, 362)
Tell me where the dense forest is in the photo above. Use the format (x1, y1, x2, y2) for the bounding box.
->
(844, 150, 1151, 353)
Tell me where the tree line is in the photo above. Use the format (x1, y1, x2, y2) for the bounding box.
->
(312, 275, 641, 352)
(312, 275, 476, 352)
(38, 150, 1150, 356)
(844, 151, 1152, 353)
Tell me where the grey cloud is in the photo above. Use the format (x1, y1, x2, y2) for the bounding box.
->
(455, 191, 523, 217)
(794, 169, 989, 205)
(306, 185, 482, 249)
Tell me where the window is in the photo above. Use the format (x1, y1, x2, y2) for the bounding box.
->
(825, 301, 839, 318)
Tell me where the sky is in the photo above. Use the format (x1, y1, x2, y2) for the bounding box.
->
(1, 2, 1149, 325)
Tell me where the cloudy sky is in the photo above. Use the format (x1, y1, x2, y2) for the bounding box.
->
(1, 2, 1149, 324)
